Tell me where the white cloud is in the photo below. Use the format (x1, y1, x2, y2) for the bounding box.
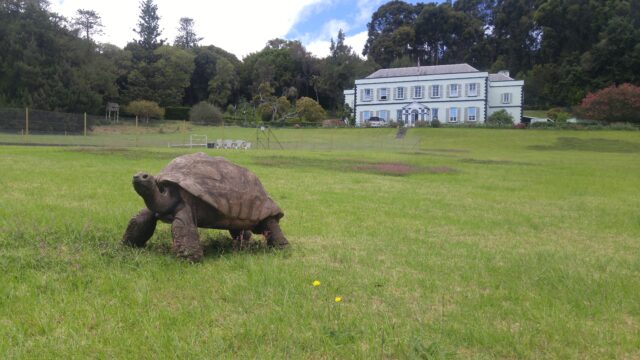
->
(50, 0, 324, 59)
(306, 30, 367, 58)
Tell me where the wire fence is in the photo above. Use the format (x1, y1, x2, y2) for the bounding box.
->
(0, 107, 422, 151)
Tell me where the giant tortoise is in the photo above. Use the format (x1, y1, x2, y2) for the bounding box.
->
(122, 152, 288, 261)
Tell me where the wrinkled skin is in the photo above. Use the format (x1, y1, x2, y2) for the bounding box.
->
(122, 154, 288, 262)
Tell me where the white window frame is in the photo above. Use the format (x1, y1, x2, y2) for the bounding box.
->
(501, 93, 512, 104)
(449, 108, 458, 123)
(468, 107, 477, 122)
(379, 88, 389, 101)
(362, 111, 372, 121)
(378, 110, 389, 121)
(395, 87, 405, 100)
(363, 88, 373, 102)
(449, 84, 459, 97)
(468, 83, 478, 97)
(431, 85, 440, 98)
(413, 86, 423, 99)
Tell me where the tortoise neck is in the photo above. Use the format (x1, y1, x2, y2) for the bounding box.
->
(144, 183, 179, 214)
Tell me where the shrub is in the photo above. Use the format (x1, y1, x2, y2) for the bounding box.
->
(486, 110, 514, 126)
(530, 121, 554, 129)
(430, 119, 441, 128)
(414, 120, 429, 128)
(547, 107, 571, 124)
(189, 101, 223, 125)
(295, 97, 326, 123)
(126, 100, 164, 123)
(576, 83, 640, 124)
(165, 106, 190, 120)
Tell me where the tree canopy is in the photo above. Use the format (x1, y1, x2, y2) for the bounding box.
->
(0, 0, 638, 116)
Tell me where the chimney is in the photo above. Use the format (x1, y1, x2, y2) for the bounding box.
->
(498, 70, 510, 78)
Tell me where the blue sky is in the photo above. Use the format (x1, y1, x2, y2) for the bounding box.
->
(51, 0, 421, 59)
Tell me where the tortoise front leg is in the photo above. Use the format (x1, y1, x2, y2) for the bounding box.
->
(261, 217, 289, 248)
(171, 206, 203, 262)
(230, 229, 252, 250)
(122, 208, 157, 247)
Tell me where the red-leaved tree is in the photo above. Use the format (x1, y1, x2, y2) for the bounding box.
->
(576, 83, 640, 124)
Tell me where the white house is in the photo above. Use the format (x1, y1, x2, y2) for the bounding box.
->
(344, 63, 524, 126)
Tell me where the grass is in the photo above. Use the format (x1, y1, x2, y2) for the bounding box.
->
(1, 128, 639, 358)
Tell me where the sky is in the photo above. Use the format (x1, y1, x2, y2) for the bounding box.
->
(49, 0, 415, 60)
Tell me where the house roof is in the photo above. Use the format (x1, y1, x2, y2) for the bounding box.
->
(365, 63, 480, 79)
(488, 73, 514, 81)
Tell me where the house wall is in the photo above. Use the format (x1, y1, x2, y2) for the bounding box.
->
(353, 72, 489, 125)
(346, 69, 523, 126)
(488, 80, 524, 123)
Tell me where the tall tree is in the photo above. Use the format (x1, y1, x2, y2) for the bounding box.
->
(134, 0, 163, 52)
(363, 0, 420, 67)
(174, 17, 202, 49)
(71, 9, 103, 40)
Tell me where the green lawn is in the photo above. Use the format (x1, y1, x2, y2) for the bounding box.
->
(1, 128, 639, 358)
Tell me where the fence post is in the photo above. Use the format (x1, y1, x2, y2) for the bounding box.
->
(135, 115, 139, 147)
(84, 112, 87, 136)
(25, 107, 29, 143)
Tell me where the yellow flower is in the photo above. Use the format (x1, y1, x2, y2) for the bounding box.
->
(312, 280, 321, 287)
(335, 296, 342, 303)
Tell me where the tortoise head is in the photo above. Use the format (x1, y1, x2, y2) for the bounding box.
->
(132, 172, 179, 214)
(132, 172, 157, 198)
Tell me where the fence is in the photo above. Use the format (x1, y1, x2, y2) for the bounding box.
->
(0, 107, 422, 151)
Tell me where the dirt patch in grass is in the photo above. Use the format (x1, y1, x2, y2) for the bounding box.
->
(529, 137, 640, 153)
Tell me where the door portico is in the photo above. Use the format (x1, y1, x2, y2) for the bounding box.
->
(401, 102, 430, 127)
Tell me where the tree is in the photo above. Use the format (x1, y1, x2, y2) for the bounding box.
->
(134, 0, 164, 52)
(174, 17, 202, 49)
(576, 84, 640, 124)
(71, 9, 103, 40)
(363, 0, 420, 67)
(152, 45, 195, 106)
(126, 100, 164, 123)
(208, 57, 238, 108)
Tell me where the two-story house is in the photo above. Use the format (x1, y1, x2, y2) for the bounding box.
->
(344, 63, 524, 126)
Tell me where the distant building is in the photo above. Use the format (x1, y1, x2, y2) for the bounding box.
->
(344, 63, 524, 126)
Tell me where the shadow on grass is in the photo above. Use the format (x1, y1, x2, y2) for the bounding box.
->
(254, 156, 456, 176)
(144, 232, 282, 260)
(529, 137, 640, 153)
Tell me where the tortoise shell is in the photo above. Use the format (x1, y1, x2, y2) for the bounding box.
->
(156, 152, 283, 222)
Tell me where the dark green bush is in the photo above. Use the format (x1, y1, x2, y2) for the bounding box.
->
(431, 119, 441, 128)
(487, 110, 514, 126)
(189, 102, 223, 125)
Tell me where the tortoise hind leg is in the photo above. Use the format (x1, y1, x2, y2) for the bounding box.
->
(171, 206, 203, 262)
(229, 229, 253, 250)
(261, 217, 289, 248)
(122, 208, 157, 247)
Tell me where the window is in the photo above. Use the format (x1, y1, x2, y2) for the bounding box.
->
(378, 110, 389, 121)
(431, 85, 440, 98)
(362, 111, 372, 121)
(395, 87, 405, 100)
(468, 83, 478, 97)
(363, 88, 373, 101)
(468, 107, 477, 122)
(413, 86, 423, 99)
(449, 108, 458, 122)
(432, 108, 439, 120)
(449, 84, 459, 97)
(397, 109, 403, 122)
(501, 93, 512, 104)
(379, 88, 389, 101)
